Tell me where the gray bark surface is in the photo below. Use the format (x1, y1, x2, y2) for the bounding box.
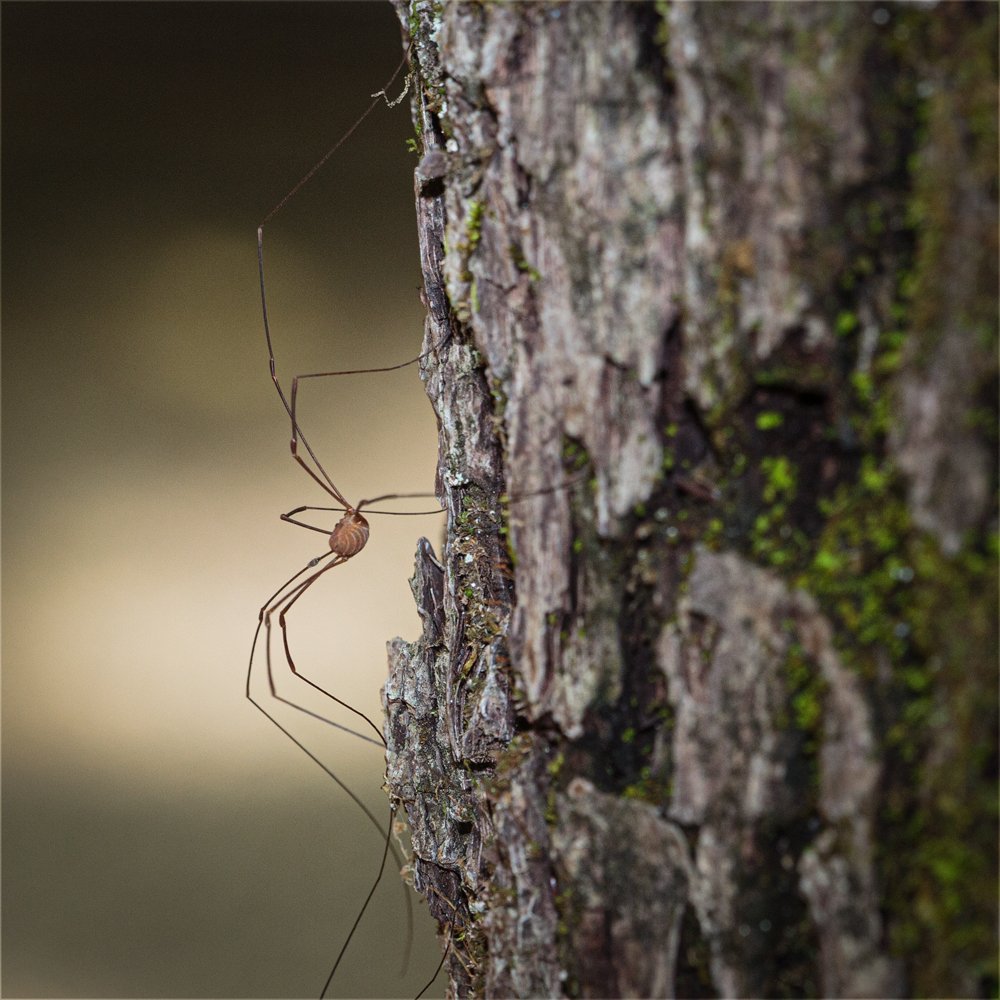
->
(384, 3, 998, 997)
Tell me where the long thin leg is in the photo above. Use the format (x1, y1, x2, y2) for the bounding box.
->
(249, 555, 383, 747)
(270, 558, 385, 746)
(319, 798, 396, 1000)
(284, 328, 449, 510)
(246, 574, 392, 839)
(245, 694, 388, 856)
(296, 355, 424, 380)
(286, 374, 355, 507)
(286, 342, 442, 494)
(356, 492, 444, 513)
(414, 923, 452, 1000)
(257, 234, 353, 509)
(246, 560, 414, 983)
(256, 49, 414, 511)
(279, 509, 336, 536)
(282, 502, 444, 530)
(259, 276, 447, 512)
(256, 47, 411, 232)
(244, 685, 410, 996)
(265, 557, 425, 980)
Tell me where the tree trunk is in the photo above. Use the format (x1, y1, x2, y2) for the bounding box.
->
(384, 3, 998, 997)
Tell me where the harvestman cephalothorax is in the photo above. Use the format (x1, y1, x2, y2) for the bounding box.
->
(244, 45, 448, 1000)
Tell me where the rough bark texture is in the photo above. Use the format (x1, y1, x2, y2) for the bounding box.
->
(384, 3, 998, 998)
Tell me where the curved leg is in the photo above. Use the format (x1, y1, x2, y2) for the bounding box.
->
(286, 337, 449, 505)
(244, 689, 407, 997)
(246, 555, 414, 985)
(280, 502, 445, 535)
(280, 506, 338, 536)
(319, 798, 396, 999)
(248, 553, 382, 747)
(270, 557, 385, 746)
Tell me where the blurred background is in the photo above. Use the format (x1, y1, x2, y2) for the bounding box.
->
(2, 3, 446, 997)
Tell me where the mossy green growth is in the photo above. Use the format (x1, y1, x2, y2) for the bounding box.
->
(879, 534, 997, 995)
(452, 199, 488, 320)
(781, 640, 826, 759)
(756, 410, 784, 430)
(680, 7, 998, 992)
(465, 199, 486, 253)
(508, 242, 541, 282)
(815, 18, 998, 976)
(714, 243, 994, 999)
(802, 459, 915, 656)
(750, 457, 807, 570)
(798, 455, 998, 993)
(562, 436, 591, 473)
(760, 456, 797, 505)
(653, 0, 671, 58)
(704, 516, 725, 549)
(621, 764, 672, 805)
(835, 309, 860, 337)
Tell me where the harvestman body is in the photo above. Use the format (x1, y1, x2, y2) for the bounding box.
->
(244, 48, 447, 999)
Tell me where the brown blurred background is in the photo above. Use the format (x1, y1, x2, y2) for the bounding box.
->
(2, 3, 445, 996)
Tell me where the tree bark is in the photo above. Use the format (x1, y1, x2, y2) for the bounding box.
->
(384, 3, 998, 998)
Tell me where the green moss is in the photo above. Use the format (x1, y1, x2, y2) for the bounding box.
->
(681, 8, 998, 993)
(451, 199, 489, 320)
(782, 642, 826, 753)
(465, 199, 485, 251)
(879, 550, 998, 992)
(489, 377, 507, 419)
(835, 310, 859, 337)
(562, 436, 591, 472)
(703, 517, 725, 550)
(797, 454, 997, 991)
(755, 410, 784, 430)
(621, 765, 672, 804)
(653, 0, 671, 56)
(508, 242, 541, 281)
(760, 456, 797, 504)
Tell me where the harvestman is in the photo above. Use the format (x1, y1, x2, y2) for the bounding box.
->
(244, 48, 447, 999)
